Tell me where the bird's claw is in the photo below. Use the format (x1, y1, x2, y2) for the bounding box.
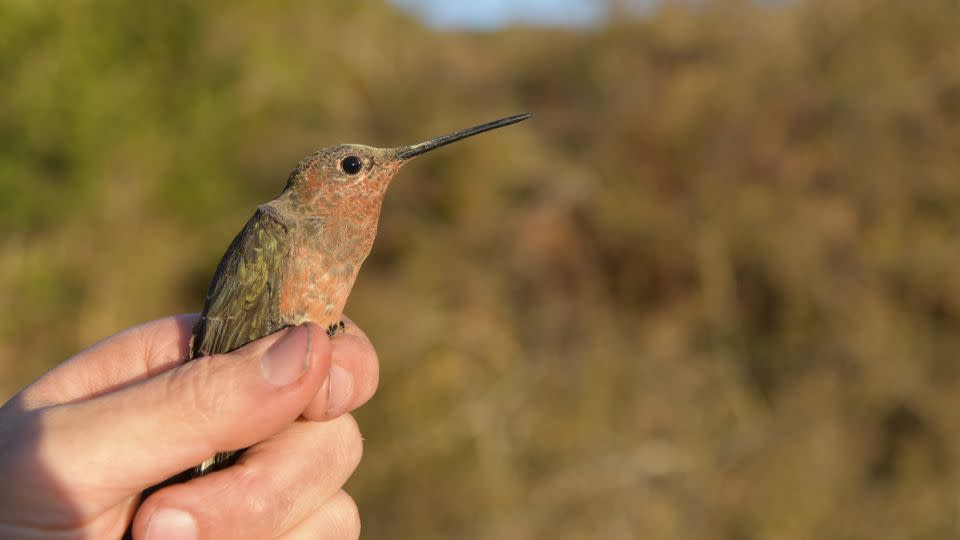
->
(326, 320, 346, 337)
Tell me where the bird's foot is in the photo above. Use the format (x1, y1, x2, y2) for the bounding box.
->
(326, 320, 346, 337)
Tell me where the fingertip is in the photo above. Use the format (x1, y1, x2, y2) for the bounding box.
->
(301, 328, 379, 421)
(332, 333, 380, 408)
(324, 363, 354, 418)
(136, 313, 202, 374)
(143, 507, 199, 540)
(132, 483, 202, 540)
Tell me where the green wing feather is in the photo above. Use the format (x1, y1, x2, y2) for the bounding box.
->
(191, 205, 290, 359)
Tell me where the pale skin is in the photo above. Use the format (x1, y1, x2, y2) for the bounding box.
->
(0, 314, 379, 539)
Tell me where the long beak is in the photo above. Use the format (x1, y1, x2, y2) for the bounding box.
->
(394, 113, 532, 160)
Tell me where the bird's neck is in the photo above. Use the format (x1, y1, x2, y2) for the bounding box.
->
(270, 191, 383, 259)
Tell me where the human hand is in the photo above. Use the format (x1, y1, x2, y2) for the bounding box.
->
(0, 314, 379, 539)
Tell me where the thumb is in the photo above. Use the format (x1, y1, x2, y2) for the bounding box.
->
(38, 323, 332, 497)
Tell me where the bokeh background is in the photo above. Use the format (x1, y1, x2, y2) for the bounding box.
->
(2, 0, 960, 538)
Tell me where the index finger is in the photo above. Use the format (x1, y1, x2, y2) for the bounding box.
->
(301, 316, 380, 421)
(16, 314, 199, 410)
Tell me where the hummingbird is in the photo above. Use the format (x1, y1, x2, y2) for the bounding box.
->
(184, 112, 532, 477)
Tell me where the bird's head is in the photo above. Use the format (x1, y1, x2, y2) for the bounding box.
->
(283, 113, 532, 211)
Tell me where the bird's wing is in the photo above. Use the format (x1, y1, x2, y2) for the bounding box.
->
(191, 205, 291, 358)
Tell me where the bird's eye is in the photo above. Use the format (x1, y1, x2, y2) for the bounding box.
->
(340, 155, 363, 175)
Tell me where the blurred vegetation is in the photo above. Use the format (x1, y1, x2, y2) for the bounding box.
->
(2, 0, 960, 538)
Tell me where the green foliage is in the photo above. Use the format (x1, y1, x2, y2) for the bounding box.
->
(2, 1, 960, 538)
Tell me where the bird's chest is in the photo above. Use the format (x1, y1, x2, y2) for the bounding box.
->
(278, 233, 366, 329)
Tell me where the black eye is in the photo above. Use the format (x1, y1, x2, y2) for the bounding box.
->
(340, 155, 363, 175)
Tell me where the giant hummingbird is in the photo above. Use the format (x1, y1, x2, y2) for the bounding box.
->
(184, 113, 531, 477)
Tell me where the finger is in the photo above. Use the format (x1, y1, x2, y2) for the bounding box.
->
(132, 414, 363, 540)
(277, 491, 361, 540)
(35, 323, 332, 498)
(18, 314, 199, 410)
(302, 317, 380, 421)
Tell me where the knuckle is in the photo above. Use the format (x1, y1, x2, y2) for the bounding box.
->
(244, 490, 275, 528)
(164, 356, 231, 436)
(230, 467, 289, 536)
